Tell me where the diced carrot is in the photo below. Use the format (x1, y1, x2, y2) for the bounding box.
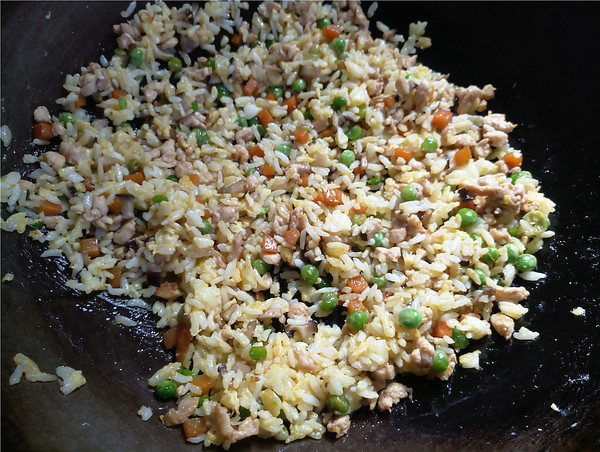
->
(319, 126, 336, 138)
(432, 320, 453, 338)
(312, 191, 323, 203)
(502, 151, 523, 169)
(109, 197, 122, 214)
(249, 145, 264, 158)
(74, 94, 87, 108)
(259, 164, 275, 177)
(230, 33, 242, 46)
(163, 325, 181, 350)
(347, 299, 365, 312)
(262, 236, 278, 253)
(128, 43, 137, 52)
(383, 96, 396, 108)
(267, 91, 276, 101)
(243, 78, 258, 96)
(188, 173, 201, 186)
(394, 148, 413, 163)
(351, 204, 367, 213)
(432, 109, 453, 129)
(38, 200, 62, 216)
(282, 228, 300, 244)
(111, 89, 127, 99)
(257, 108, 273, 127)
(83, 178, 95, 192)
(80, 237, 100, 258)
(33, 123, 53, 141)
(125, 171, 145, 184)
(183, 418, 208, 439)
(382, 293, 392, 304)
(322, 24, 340, 41)
(190, 374, 214, 395)
(321, 188, 343, 206)
(293, 128, 310, 145)
(459, 200, 475, 210)
(454, 146, 472, 166)
(107, 268, 121, 288)
(347, 275, 368, 294)
(176, 326, 192, 363)
(282, 94, 298, 113)
(299, 173, 310, 187)
(459, 312, 481, 321)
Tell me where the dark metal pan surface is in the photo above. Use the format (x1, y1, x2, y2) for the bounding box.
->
(2, 2, 599, 451)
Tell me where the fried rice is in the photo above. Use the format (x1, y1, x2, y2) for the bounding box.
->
(1, 1, 555, 447)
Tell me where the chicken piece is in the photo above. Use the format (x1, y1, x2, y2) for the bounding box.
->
(292, 345, 316, 371)
(262, 252, 281, 266)
(374, 247, 402, 265)
(455, 84, 495, 115)
(180, 33, 200, 53)
(287, 302, 309, 319)
(326, 415, 350, 439)
(155, 282, 183, 300)
(59, 141, 86, 165)
(42, 216, 62, 229)
(33, 106, 52, 124)
(212, 205, 239, 223)
(213, 404, 259, 443)
(495, 286, 530, 302)
(71, 195, 109, 223)
(179, 111, 206, 129)
(270, 42, 300, 61)
(235, 127, 254, 144)
(287, 163, 310, 185)
(112, 219, 136, 245)
(270, 202, 290, 236)
(482, 113, 516, 148)
(410, 337, 435, 369)
(228, 231, 245, 262)
(39, 151, 66, 172)
(490, 313, 514, 340)
(377, 382, 409, 412)
(218, 179, 246, 195)
(163, 396, 199, 427)
(142, 78, 170, 103)
(174, 160, 194, 179)
(232, 144, 249, 164)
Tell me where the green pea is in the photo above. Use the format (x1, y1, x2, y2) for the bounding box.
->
(303, 45, 322, 61)
(267, 86, 283, 99)
(153, 195, 168, 203)
(301, 264, 319, 285)
(166, 175, 179, 183)
(399, 308, 422, 328)
(291, 78, 307, 93)
(511, 171, 532, 184)
(458, 208, 478, 227)
(27, 221, 44, 231)
(168, 56, 182, 73)
(249, 345, 267, 361)
(353, 213, 366, 225)
(371, 274, 387, 289)
(504, 244, 519, 264)
(340, 150, 355, 167)
(304, 110, 314, 121)
(59, 112, 75, 126)
(199, 219, 212, 235)
(358, 105, 367, 119)
(274, 426, 289, 442)
(522, 211, 549, 234)
(275, 143, 291, 157)
(314, 274, 332, 290)
(346, 125, 362, 140)
(481, 247, 500, 265)
(372, 232, 384, 247)
(206, 58, 216, 70)
(114, 48, 127, 56)
(257, 206, 269, 217)
(326, 394, 349, 415)
(155, 380, 177, 400)
(237, 116, 248, 127)
(471, 268, 487, 286)
(177, 368, 197, 377)
(367, 176, 382, 185)
(319, 292, 338, 311)
(316, 18, 332, 29)
(346, 310, 369, 331)
(127, 159, 142, 173)
(401, 185, 418, 201)
(508, 227, 520, 237)
(452, 328, 469, 349)
(245, 168, 256, 177)
(256, 124, 266, 137)
(331, 37, 346, 54)
(128, 47, 144, 67)
(117, 96, 127, 110)
(332, 97, 348, 111)
(252, 258, 270, 276)
(421, 136, 438, 153)
(431, 349, 450, 373)
(250, 40, 261, 48)
(193, 128, 209, 145)
(516, 254, 537, 272)
(215, 83, 230, 101)
(265, 39, 274, 49)
(239, 406, 251, 420)
(197, 395, 209, 407)
(405, 73, 415, 79)
(192, 101, 199, 112)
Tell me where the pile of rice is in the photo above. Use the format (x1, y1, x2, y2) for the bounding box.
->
(1, 1, 555, 447)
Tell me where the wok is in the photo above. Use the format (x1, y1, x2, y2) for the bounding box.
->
(2, 2, 599, 451)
